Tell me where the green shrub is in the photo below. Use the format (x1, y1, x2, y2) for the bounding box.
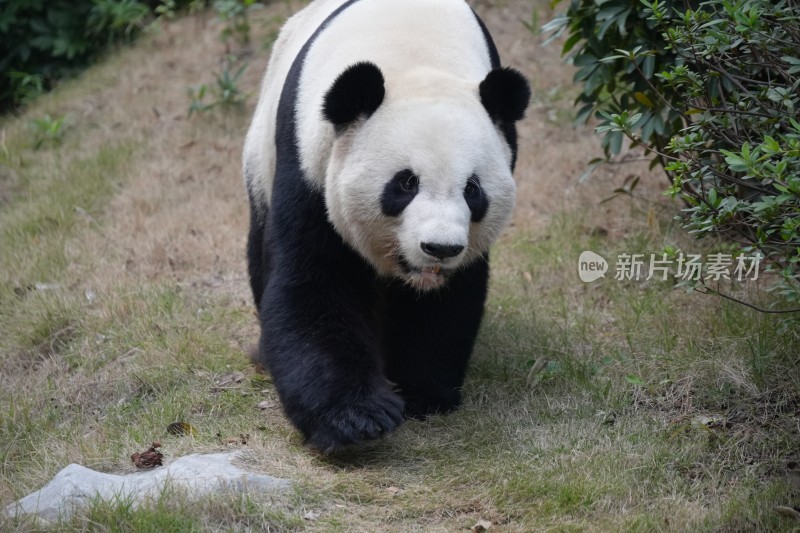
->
(0, 0, 209, 113)
(543, 0, 687, 158)
(547, 0, 800, 304)
(88, 0, 151, 41)
(1, 1, 93, 111)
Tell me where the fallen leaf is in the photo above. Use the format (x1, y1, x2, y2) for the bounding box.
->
(212, 371, 245, 391)
(303, 510, 320, 521)
(257, 400, 276, 410)
(131, 441, 163, 469)
(471, 519, 492, 532)
(167, 421, 196, 437)
(386, 486, 402, 496)
(522, 271, 532, 283)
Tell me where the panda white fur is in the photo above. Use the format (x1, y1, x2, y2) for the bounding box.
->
(243, 0, 530, 452)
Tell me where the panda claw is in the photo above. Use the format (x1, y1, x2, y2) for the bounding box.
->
(304, 387, 404, 454)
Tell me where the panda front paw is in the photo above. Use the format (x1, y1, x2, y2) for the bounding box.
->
(304, 385, 405, 454)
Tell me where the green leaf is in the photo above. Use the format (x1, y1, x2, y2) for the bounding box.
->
(783, 56, 800, 75)
(708, 187, 718, 206)
(761, 135, 780, 154)
(720, 149, 748, 172)
(561, 31, 582, 54)
(625, 375, 645, 385)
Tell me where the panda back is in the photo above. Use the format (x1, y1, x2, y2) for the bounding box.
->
(243, 0, 349, 209)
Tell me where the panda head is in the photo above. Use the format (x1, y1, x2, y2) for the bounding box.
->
(322, 62, 530, 291)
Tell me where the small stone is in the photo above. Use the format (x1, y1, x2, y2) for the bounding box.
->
(5, 452, 290, 521)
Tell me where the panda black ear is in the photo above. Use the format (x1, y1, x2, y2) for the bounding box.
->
(323, 62, 385, 129)
(479, 67, 531, 123)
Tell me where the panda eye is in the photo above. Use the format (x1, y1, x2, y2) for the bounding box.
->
(382, 169, 419, 217)
(464, 176, 481, 199)
(464, 176, 489, 223)
(397, 170, 418, 193)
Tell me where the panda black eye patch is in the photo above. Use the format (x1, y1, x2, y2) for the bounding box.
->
(381, 169, 419, 217)
(464, 175, 489, 222)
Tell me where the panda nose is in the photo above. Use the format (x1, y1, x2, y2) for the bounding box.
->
(420, 242, 464, 259)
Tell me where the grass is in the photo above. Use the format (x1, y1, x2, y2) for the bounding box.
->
(1, 1, 799, 531)
(476, 217, 799, 531)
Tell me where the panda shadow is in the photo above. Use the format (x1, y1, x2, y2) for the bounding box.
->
(310, 441, 398, 468)
(305, 414, 473, 469)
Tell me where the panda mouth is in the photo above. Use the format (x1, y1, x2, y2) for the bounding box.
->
(397, 256, 443, 275)
(396, 256, 448, 289)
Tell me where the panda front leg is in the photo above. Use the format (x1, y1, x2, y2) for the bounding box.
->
(382, 258, 489, 419)
(256, 213, 405, 453)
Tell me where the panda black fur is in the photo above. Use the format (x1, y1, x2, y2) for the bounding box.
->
(243, 0, 530, 453)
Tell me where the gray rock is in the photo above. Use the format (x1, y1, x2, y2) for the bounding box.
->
(5, 452, 290, 522)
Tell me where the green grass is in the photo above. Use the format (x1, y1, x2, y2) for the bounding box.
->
(466, 213, 800, 531)
(11, 490, 306, 532)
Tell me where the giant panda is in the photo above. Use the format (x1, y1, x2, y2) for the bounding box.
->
(243, 0, 530, 453)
